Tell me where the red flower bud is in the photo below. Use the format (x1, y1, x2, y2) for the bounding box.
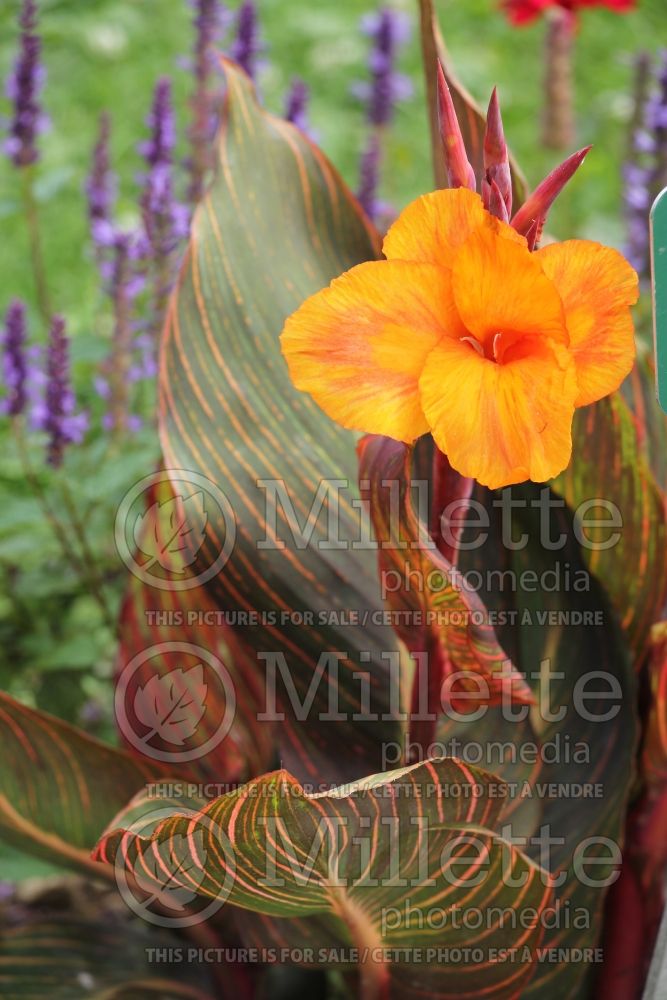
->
(436, 62, 476, 192)
(511, 145, 592, 249)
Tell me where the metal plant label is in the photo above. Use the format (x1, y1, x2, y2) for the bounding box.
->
(651, 187, 667, 413)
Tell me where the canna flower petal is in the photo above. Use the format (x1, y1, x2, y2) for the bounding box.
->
(281, 175, 638, 491)
(537, 240, 639, 406)
(382, 188, 523, 268)
(281, 260, 464, 442)
(451, 226, 569, 356)
(419, 336, 577, 489)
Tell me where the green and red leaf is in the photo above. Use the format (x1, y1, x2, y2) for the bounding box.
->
(116, 478, 274, 783)
(445, 479, 638, 997)
(553, 393, 667, 662)
(158, 59, 404, 784)
(95, 758, 553, 1000)
(0, 691, 162, 877)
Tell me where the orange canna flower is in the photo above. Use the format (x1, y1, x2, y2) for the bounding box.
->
(280, 187, 638, 490)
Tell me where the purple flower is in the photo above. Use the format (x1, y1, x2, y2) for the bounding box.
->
(285, 78, 311, 133)
(624, 51, 667, 278)
(40, 316, 87, 467)
(191, 0, 228, 80)
(187, 0, 230, 204)
(140, 77, 176, 169)
(85, 112, 116, 254)
(5, 0, 48, 167)
(2, 300, 28, 416)
(356, 8, 412, 129)
(139, 79, 188, 343)
(357, 134, 382, 221)
(354, 8, 411, 223)
(230, 1, 260, 81)
(97, 232, 148, 435)
(140, 78, 188, 251)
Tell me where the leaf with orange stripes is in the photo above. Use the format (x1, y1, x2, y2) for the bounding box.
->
(115, 478, 274, 784)
(642, 622, 667, 789)
(622, 346, 667, 498)
(446, 479, 638, 998)
(358, 435, 533, 718)
(552, 392, 667, 662)
(0, 691, 162, 878)
(94, 757, 552, 1000)
(158, 59, 402, 785)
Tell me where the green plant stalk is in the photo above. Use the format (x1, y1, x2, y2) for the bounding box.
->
(19, 165, 52, 325)
(13, 418, 86, 578)
(12, 420, 115, 629)
(107, 242, 134, 441)
(55, 473, 115, 629)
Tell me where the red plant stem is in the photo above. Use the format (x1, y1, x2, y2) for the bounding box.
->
(408, 633, 447, 763)
(408, 447, 472, 761)
(543, 8, 575, 150)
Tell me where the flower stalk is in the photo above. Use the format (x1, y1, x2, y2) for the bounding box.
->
(19, 165, 51, 324)
(543, 8, 575, 149)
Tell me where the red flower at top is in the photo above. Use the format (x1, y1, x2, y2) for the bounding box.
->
(503, 0, 635, 25)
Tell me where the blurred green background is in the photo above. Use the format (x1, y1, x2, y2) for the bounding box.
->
(0, 0, 664, 737)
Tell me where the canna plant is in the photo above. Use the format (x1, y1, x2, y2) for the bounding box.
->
(2, 2, 667, 999)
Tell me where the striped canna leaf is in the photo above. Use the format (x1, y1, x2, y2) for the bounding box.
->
(552, 392, 667, 663)
(115, 478, 274, 783)
(0, 691, 163, 878)
(94, 757, 553, 1000)
(158, 58, 524, 787)
(447, 479, 637, 998)
(643, 622, 667, 789)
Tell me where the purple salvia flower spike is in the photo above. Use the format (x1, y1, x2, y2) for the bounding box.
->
(140, 77, 188, 345)
(623, 53, 653, 276)
(141, 77, 176, 168)
(285, 78, 310, 133)
(85, 112, 116, 256)
(43, 315, 87, 466)
(2, 301, 28, 417)
(355, 7, 411, 223)
(187, 0, 229, 204)
(357, 134, 382, 220)
(353, 8, 412, 130)
(231, 0, 260, 81)
(5, 0, 47, 167)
